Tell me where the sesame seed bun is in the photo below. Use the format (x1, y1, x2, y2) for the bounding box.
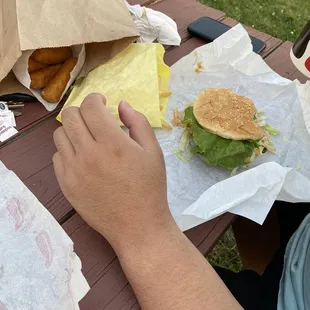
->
(193, 88, 264, 140)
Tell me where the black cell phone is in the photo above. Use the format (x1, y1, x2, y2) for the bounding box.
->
(188, 17, 266, 54)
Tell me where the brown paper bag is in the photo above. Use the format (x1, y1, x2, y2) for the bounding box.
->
(0, 0, 139, 100)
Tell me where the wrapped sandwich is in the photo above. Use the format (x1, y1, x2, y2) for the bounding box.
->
(175, 88, 278, 171)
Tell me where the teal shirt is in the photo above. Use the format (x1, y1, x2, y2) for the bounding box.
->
(278, 213, 310, 309)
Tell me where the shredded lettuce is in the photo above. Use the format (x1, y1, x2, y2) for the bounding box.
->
(179, 128, 190, 152)
(182, 107, 259, 170)
(264, 124, 280, 136)
(170, 147, 191, 163)
(254, 111, 266, 126)
(259, 136, 277, 154)
(255, 111, 280, 135)
(230, 167, 238, 177)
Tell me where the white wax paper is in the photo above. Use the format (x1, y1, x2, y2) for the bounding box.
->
(155, 25, 310, 231)
(0, 161, 90, 309)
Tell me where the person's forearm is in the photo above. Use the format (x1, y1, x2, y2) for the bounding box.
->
(52, 96, 241, 309)
(115, 219, 241, 310)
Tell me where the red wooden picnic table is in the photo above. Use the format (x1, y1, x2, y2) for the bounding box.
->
(0, 0, 309, 308)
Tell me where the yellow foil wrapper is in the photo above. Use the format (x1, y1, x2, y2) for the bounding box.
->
(57, 43, 171, 127)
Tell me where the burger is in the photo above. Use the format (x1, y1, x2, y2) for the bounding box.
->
(177, 88, 278, 171)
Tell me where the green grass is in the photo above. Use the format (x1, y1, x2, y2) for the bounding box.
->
(207, 227, 243, 272)
(201, 0, 309, 42)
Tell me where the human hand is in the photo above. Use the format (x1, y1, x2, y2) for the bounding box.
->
(53, 94, 173, 251)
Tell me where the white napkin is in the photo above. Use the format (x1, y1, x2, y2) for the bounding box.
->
(155, 24, 310, 231)
(126, 2, 181, 45)
(0, 161, 90, 309)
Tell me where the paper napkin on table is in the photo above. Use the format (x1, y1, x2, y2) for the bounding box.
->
(126, 1, 181, 46)
(0, 161, 90, 309)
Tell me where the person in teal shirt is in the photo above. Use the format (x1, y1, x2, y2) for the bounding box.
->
(215, 202, 310, 310)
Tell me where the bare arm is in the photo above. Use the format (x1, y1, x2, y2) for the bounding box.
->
(53, 94, 241, 310)
(117, 221, 241, 310)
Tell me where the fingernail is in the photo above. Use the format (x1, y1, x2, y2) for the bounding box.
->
(121, 100, 131, 109)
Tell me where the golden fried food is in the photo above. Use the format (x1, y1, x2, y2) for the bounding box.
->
(32, 47, 73, 65)
(42, 57, 78, 103)
(159, 90, 172, 97)
(30, 64, 62, 89)
(161, 119, 172, 130)
(28, 58, 48, 73)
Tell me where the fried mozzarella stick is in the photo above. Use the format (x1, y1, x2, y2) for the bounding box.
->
(30, 64, 62, 89)
(32, 47, 72, 65)
(28, 58, 48, 73)
(42, 57, 78, 103)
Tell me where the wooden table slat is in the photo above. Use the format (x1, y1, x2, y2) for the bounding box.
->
(289, 69, 309, 83)
(104, 285, 137, 310)
(62, 214, 135, 309)
(0, 119, 58, 179)
(265, 41, 308, 83)
(127, 0, 155, 5)
(63, 211, 232, 309)
(164, 36, 206, 65)
(14, 102, 56, 131)
(23, 163, 71, 221)
(0, 106, 61, 149)
(80, 260, 130, 310)
(198, 213, 236, 255)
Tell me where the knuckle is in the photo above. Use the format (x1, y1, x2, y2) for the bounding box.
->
(81, 93, 105, 110)
(61, 107, 79, 123)
(64, 112, 80, 133)
(62, 111, 83, 137)
(111, 144, 124, 159)
(52, 152, 60, 164)
(82, 153, 95, 168)
(52, 152, 66, 174)
(52, 155, 78, 200)
(56, 168, 78, 198)
(63, 177, 77, 195)
(53, 127, 63, 144)
(62, 182, 76, 201)
(85, 93, 102, 102)
(81, 145, 100, 167)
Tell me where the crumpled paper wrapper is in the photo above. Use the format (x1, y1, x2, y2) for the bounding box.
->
(125, 1, 181, 46)
(12, 45, 86, 111)
(0, 161, 90, 309)
(155, 24, 310, 231)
